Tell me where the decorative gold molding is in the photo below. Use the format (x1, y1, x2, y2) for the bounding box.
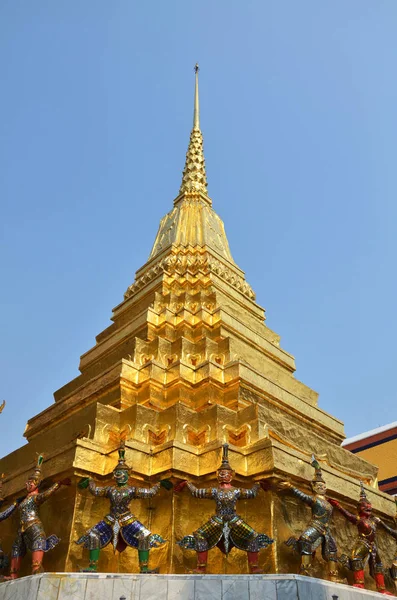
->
(125, 247, 255, 300)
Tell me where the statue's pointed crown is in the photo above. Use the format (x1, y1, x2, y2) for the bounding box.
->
(29, 453, 44, 483)
(310, 454, 325, 484)
(218, 443, 234, 472)
(358, 480, 371, 506)
(114, 440, 131, 472)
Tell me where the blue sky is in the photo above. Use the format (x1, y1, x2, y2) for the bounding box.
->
(1, 1, 396, 458)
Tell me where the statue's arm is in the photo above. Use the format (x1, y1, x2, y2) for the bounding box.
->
(186, 482, 213, 499)
(135, 483, 161, 499)
(36, 482, 61, 504)
(0, 502, 17, 521)
(378, 519, 397, 540)
(339, 507, 359, 525)
(328, 499, 358, 524)
(88, 479, 109, 498)
(290, 486, 315, 507)
(239, 483, 260, 499)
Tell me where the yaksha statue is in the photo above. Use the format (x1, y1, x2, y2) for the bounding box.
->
(76, 442, 167, 573)
(0, 454, 70, 578)
(0, 476, 9, 574)
(329, 482, 397, 595)
(176, 444, 274, 573)
(390, 499, 397, 594)
(280, 455, 340, 581)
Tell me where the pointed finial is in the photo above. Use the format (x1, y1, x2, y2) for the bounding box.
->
(193, 63, 200, 130)
(310, 454, 325, 483)
(179, 64, 208, 196)
(218, 444, 234, 472)
(359, 480, 368, 502)
(28, 453, 44, 485)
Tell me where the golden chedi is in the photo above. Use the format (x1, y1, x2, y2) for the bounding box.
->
(0, 66, 395, 588)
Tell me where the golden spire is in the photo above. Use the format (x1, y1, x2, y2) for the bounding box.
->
(193, 62, 200, 130)
(179, 64, 208, 196)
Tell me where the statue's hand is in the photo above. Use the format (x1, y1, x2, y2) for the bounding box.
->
(260, 480, 272, 492)
(59, 478, 72, 487)
(328, 498, 340, 508)
(260, 479, 291, 492)
(174, 480, 188, 493)
(78, 477, 90, 490)
(159, 479, 173, 491)
(277, 481, 293, 492)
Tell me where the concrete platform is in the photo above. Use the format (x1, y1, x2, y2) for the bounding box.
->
(0, 573, 394, 600)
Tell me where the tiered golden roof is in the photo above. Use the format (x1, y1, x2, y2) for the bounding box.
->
(0, 66, 395, 582)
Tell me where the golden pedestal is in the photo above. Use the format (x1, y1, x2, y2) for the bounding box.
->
(0, 70, 395, 594)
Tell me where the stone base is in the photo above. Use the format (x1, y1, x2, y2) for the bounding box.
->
(0, 573, 394, 600)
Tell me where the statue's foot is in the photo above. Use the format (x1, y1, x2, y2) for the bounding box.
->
(328, 574, 346, 584)
(187, 567, 207, 574)
(140, 568, 159, 574)
(32, 566, 43, 576)
(374, 572, 395, 595)
(352, 584, 365, 589)
(78, 565, 98, 573)
(249, 567, 264, 574)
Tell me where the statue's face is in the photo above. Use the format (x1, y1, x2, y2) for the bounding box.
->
(26, 478, 38, 493)
(312, 481, 327, 495)
(217, 469, 233, 484)
(359, 501, 372, 517)
(113, 468, 129, 486)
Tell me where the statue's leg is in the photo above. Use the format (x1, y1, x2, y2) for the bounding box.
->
(138, 534, 158, 574)
(373, 571, 394, 596)
(351, 557, 365, 588)
(296, 526, 323, 576)
(189, 532, 209, 573)
(87, 548, 100, 572)
(6, 557, 21, 580)
(326, 536, 343, 583)
(138, 549, 159, 574)
(82, 530, 101, 572)
(178, 522, 213, 573)
(4, 534, 25, 580)
(230, 516, 273, 574)
(31, 550, 44, 575)
(328, 553, 342, 583)
(328, 561, 339, 580)
(191, 550, 208, 574)
(350, 541, 370, 589)
(298, 537, 313, 575)
(391, 558, 397, 593)
(352, 569, 365, 589)
(247, 551, 263, 574)
(373, 553, 394, 596)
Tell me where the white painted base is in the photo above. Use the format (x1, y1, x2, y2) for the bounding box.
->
(0, 573, 394, 600)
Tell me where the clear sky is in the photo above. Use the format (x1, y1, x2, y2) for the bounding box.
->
(1, 1, 396, 458)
